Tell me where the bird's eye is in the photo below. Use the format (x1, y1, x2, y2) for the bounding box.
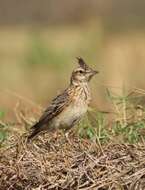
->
(78, 70, 84, 74)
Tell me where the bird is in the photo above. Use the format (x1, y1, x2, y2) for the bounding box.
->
(28, 57, 98, 140)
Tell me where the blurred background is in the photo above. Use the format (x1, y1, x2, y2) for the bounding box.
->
(0, 0, 145, 120)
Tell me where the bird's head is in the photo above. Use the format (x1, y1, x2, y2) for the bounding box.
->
(71, 57, 99, 85)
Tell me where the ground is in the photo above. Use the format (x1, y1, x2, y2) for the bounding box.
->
(0, 131, 145, 190)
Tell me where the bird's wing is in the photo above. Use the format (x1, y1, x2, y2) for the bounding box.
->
(28, 89, 72, 139)
(32, 88, 72, 130)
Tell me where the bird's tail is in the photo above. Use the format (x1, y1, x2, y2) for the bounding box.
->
(27, 122, 45, 141)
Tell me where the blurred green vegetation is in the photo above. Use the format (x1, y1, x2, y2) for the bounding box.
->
(0, 110, 8, 146)
(25, 33, 70, 69)
(24, 26, 103, 70)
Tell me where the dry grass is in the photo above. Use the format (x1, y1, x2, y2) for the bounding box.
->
(0, 131, 145, 190)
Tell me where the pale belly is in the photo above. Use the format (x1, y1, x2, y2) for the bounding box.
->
(52, 102, 88, 129)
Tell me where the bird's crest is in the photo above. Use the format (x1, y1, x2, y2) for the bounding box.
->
(76, 57, 89, 70)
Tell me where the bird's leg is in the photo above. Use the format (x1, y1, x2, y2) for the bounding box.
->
(64, 119, 79, 143)
(64, 129, 72, 144)
(64, 124, 75, 144)
(53, 130, 58, 139)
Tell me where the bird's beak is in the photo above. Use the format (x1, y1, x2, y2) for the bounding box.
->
(87, 69, 99, 75)
(92, 70, 99, 75)
(87, 69, 99, 81)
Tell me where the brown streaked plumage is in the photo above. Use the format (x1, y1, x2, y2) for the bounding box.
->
(28, 57, 98, 140)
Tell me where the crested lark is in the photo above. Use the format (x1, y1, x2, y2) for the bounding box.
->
(28, 57, 98, 139)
